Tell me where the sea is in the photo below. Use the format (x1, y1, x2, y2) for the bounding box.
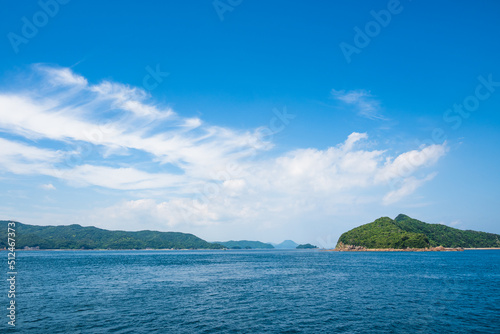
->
(3, 249, 500, 333)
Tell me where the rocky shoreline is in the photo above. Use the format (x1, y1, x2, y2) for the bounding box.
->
(330, 243, 464, 252)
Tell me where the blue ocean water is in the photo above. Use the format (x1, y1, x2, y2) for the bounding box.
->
(3, 250, 500, 333)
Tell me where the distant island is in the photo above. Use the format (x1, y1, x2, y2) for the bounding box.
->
(272, 240, 299, 249)
(335, 214, 500, 251)
(0, 221, 224, 250)
(296, 243, 318, 249)
(216, 240, 274, 249)
(217, 240, 319, 250)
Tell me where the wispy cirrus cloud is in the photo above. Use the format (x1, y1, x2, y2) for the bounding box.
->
(331, 89, 387, 120)
(0, 65, 266, 183)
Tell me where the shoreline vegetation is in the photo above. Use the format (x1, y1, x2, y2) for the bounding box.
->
(0, 220, 225, 250)
(0, 221, 310, 250)
(331, 242, 465, 252)
(335, 214, 500, 250)
(327, 244, 500, 252)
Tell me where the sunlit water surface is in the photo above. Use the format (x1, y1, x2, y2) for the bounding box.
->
(5, 249, 500, 333)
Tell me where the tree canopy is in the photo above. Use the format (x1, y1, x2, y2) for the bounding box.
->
(337, 215, 500, 249)
(0, 221, 224, 250)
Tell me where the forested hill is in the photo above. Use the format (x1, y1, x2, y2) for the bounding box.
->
(0, 221, 224, 250)
(337, 215, 500, 249)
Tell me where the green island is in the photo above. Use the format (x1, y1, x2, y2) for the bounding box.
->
(335, 214, 500, 251)
(0, 221, 224, 250)
(216, 240, 275, 249)
(296, 243, 318, 249)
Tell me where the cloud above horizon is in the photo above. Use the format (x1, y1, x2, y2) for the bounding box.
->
(0, 65, 447, 234)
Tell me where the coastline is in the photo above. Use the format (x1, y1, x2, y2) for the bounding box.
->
(326, 246, 500, 252)
(1, 248, 227, 251)
(3, 247, 500, 252)
(327, 248, 463, 252)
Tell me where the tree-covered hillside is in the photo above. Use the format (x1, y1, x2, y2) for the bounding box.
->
(337, 217, 430, 249)
(0, 221, 224, 250)
(393, 214, 500, 248)
(337, 215, 500, 249)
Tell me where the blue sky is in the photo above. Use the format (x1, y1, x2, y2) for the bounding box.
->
(0, 0, 499, 246)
